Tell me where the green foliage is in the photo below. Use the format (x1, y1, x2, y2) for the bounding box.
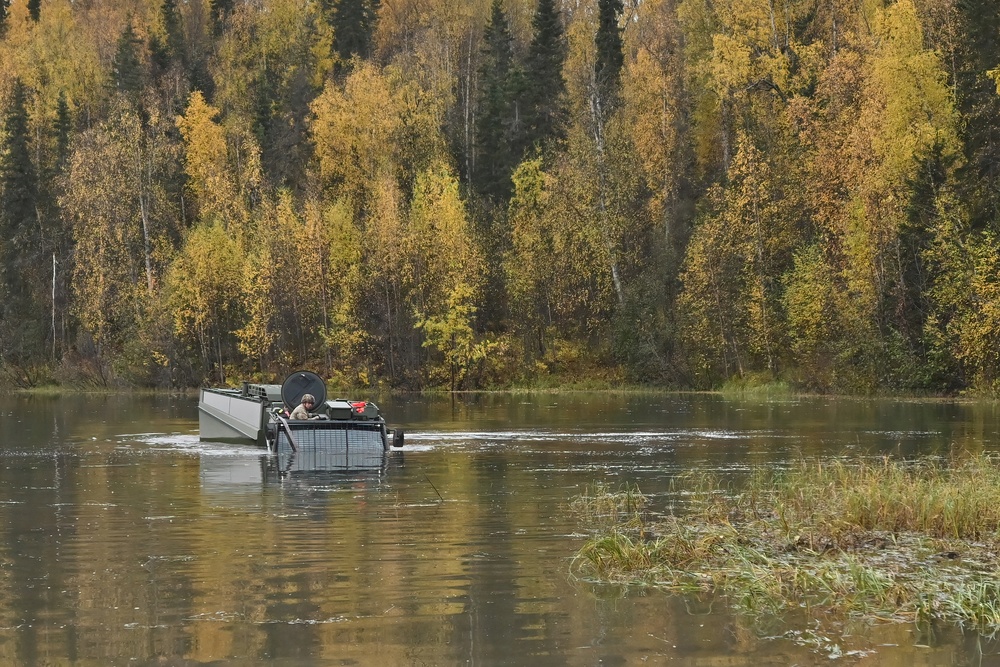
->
(594, 0, 624, 109)
(111, 23, 145, 102)
(782, 245, 839, 389)
(522, 0, 568, 153)
(473, 0, 518, 204)
(326, 0, 381, 65)
(62, 98, 182, 372)
(953, 0, 1000, 229)
(0, 80, 45, 369)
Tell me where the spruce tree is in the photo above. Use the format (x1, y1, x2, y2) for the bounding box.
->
(473, 0, 519, 329)
(54, 92, 72, 172)
(595, 0, 624, 111)
(521, 0, 567, 154)
(162, 0, 186, 61)
(112, 23, 145, 103)
(955, 0, 1000, 229)
(0, 81, 43, 363)
(27, 0, 39, 22)
(328, 0, 381, 65)
(210, 0, 234, 36)
(474, 0, 517, 203)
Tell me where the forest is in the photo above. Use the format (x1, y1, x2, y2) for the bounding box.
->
(0, 0, 998, 392)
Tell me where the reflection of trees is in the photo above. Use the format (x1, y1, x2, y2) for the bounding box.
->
(1, 394, 999, 662)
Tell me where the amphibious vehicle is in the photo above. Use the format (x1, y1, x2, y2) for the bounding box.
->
(198, 370, 404, 457)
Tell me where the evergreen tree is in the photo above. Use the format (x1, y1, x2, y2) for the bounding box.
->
(211, 0, 234, 37)
(0, 81, 44, 366)
(474, 0, 517, 203)
(27, 0, 39, 22)
(954, 0, 1000, 230)
(521, 0, 567, 155)
(55, 93, 72, 165)
(0, 0, 9, 36)
(595, 0, 624, 111)
(327, 0, 381, 65)
(472, 0, 520, 329)
(151, 0, 187, 76)
(162, 0, 186, 61)
(112, 23, 145, 102)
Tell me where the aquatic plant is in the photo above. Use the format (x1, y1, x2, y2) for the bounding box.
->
(571, 454, 1000, 633)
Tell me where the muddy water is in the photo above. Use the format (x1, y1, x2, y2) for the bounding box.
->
(0, 391, 998, 665)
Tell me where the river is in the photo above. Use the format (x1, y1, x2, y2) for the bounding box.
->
(0, 391, 998, 665)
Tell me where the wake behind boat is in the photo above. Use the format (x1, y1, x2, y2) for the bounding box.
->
(198, 371, 404, 456)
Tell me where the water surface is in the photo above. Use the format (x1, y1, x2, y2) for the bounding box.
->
(1, 391, 998, 665)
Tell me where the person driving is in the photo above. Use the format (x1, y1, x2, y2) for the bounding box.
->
(289, 393, 317, 420)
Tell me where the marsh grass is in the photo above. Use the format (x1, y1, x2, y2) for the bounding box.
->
(572, 454, 1000, 633)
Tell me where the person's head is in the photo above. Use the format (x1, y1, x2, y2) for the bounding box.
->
(301, 393, 315, 407)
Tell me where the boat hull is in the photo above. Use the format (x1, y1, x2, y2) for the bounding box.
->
(198, 388, 268, 446)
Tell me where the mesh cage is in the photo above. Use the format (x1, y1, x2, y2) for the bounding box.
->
(273, 422, 386, 471)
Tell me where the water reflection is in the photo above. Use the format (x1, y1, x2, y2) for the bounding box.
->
(0, 391, 999, 665)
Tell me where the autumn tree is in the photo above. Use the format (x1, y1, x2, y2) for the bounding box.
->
(211, 0, 332, 189)
(165, 221, 243, 383)
(677, 132, 800, 383)
(310, 61, 444, 213)
(405, 163, 486, 388)
(62, 98, 182, 382)
(176, 90, 261, 232)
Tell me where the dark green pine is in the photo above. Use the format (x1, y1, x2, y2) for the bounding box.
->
(112, 23, 145, 101)
(954, 0, 1000, 230)
(329, 0, 381, 65)
(474, 0, 517, 203)
(521, 0, 567, 154)
(0, 81, 41, 324)
(0, 0, 10, 36)
(595, 0, 624, 111)
(210, 0, 234, 36)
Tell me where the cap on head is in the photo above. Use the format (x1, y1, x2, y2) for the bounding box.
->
(302, 393, 315, 404)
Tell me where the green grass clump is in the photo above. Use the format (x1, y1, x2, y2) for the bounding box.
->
(571, 454, 1000, 634)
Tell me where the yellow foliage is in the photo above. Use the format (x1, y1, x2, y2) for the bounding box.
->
(165, 221, 243, 355)
(405, 162, 482, 315)
(854, 0, 959, 197)
(622, 47, 681, 226)
(311, 63, 400, 192)
(176, 92, 239, 225)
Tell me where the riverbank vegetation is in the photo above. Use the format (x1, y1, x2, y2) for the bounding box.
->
(571, 455, 1000, 634)
(1, 0, 999, 392)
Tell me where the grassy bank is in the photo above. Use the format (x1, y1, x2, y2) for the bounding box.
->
(571, 455, 1000, 632)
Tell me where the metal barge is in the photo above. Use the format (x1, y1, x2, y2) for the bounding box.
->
(198, 371, 404, 461)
